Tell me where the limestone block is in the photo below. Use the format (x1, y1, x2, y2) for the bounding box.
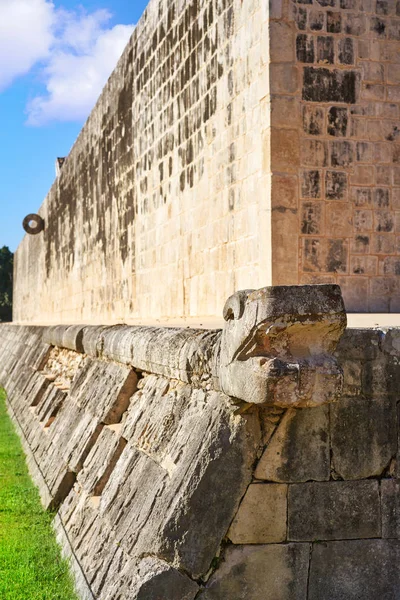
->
(330, 396, 396, 479)
(200, 544, 310, 600)
(219, 285, 346, 407)
(308, 540, 400, 600)
(254, 406, 330, 482)
(288, 480, 381, 541)
(227, 483, 287, 543)
(69, 357, 138, 424)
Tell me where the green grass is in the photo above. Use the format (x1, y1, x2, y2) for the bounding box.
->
(0, 389, 78, 599)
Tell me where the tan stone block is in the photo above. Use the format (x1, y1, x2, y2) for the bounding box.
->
(271, 128, 299, 173)
(388, 64, 400, 85)
(362, 84, 385, 101)
(272, 208, 299, 285)
(271, 95, 299, 128)
(271, 173, 298, 209)
(300, 139, 328, 167)
(326, 203, 353, 236)
(354, 209, 373, 231)
(393, 189, 400, 209)
(372, 233, 396, 255)
(227, 483, 287, 544)
(270, 22, 295, 63)
(388, 86, 400, 102)
(270, 64, 299, 94)
(337, 276, 369, 312)
(361, 61, 384, 83)
(350, 166, 374, 186)
(255, 407, 330, 483)
(350, 256, 378, 276)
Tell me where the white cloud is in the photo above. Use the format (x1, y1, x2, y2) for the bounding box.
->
(0, 0, 55, 90)
(0, 0, 134, 125)
(27, 10, 134, 125)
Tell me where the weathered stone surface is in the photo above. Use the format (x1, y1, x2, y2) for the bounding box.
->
(96, 386, 259, 579)
(381, 479, 400, 539)
(220, 285, 346, 407)
(308, 540, 400, 600)
(200, 544, 310, 600)
(288, 481, 381, 541)
(99, 556, 199, 600)
(227, 483, 287, 544)
(330, 396, 396, 479)
(255, 406, 330, 482)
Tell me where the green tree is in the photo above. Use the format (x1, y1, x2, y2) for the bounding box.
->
(0, 246, 13, 322)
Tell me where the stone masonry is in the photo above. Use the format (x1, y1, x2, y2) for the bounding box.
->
(3, 284, 400, 598)
(12, 0, 400, 324)
(272, 0, 400, 313)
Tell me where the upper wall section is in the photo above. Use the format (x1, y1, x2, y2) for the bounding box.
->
(14, 0, 271, 325)
(271, 0, 400, 312)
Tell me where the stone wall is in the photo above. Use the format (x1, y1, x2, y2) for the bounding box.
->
(271, 0, 400, 312)
(14, 0, 271, 324)
(13, 0, 400, 321)
(3, 284, 400, 598)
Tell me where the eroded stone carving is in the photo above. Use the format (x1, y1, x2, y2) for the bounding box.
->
(219, 284, 346, 408)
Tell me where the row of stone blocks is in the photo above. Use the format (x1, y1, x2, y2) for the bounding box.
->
(1, 289, 400, 598)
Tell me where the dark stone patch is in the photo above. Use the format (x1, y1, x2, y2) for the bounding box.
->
(328, 107, 348, 137)
(353, 188, 372, 206)
(353, 234, 369, 252)
(310, 11, 325, 30)
(340, 0, 357, 6)
(338, 37, 354, 65)
(371, 17, 386, 36)
(301, 202, 323, 234)
(317, 36, 334, 64)
(302, 170, 321, 197)
(302, 106, 324, 135)
(295, 7, 307, 29)
(317, 0, 335, 5)
(309, 541, 400, 600)
(326, 171, 347, 200)
(296, 34, 315, 63)
(376, 0, 389, 14)
(374, 188, 390, 208)
(327, 11, 341, 33)
(303, 238, 324, 272)
(288, 481, 381, 541)
(331, 141, 353, 167)
(303, 68, 358, 104)
(397, 0, 400, 15)
(375, 211, 394, 232)
(326, 239, 347, 272)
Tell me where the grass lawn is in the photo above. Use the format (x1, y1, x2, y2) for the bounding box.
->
(0, 389, 78, 599)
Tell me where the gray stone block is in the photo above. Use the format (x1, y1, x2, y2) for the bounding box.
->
(308, 540, 400, 600)
(254, 406, 330, 482)
(288, 480, 381, 541)
(330, 396, 396, 479)
(381, 479, 400, 539)
(200, 544, 310, 600)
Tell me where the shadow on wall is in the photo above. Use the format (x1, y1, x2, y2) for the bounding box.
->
(0, 246, 13, 322)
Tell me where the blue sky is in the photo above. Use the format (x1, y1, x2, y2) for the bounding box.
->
(1, 0, 148, 252)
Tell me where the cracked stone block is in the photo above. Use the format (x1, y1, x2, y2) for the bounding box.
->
(254, 406, 330, 483)
(227, 483, 287, 543)
(288, 480, 381, 541)
(200, 544, 310, 600)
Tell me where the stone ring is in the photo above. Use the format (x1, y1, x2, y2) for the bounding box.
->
(23, 214, 45, 235)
